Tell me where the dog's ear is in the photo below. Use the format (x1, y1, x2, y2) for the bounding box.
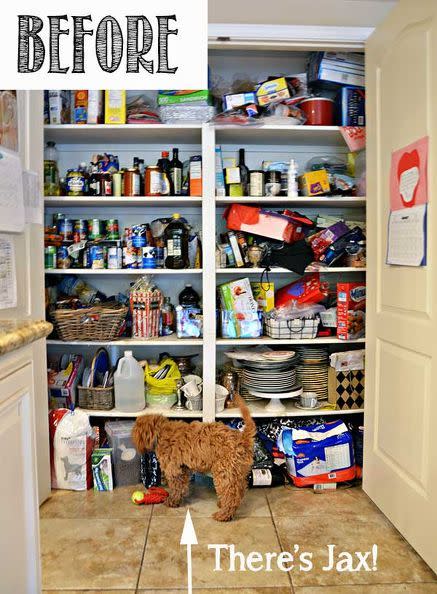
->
(132, 415, 164, 453)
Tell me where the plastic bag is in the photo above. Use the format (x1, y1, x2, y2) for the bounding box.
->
(266, 301, 326, 322)
(144, 357, 181, 396)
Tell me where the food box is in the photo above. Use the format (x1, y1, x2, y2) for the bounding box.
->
(223, 92, 257, 111)
(256, 77, 290, 106)
(308, 51, 365, 88)
(104, 90, 126, 124)
(337, 282, 366, 340)
(48, 354, 84, 409)
(219, 278, 259, 338)
(73, 90, 88, 124)
(337, 87, 366, 126)
(48, 90, 71, 124)
(87, 90, 103, 124)
(298, 169, 330, 196)
(251, 282, 275, 312)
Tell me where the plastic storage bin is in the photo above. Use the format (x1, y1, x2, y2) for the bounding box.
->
(105, 421, 141, 486)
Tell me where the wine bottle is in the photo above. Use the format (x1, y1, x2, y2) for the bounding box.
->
(238, 148, 249, 196)
(170, 148, 183, 195)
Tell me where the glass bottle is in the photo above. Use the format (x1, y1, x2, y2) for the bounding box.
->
(164, 213, 189, 269)
(157, 151, 174, 196)
(170, 148, 183, 195)
(238, 148, 249, 196)
(44, 141, 60, 196)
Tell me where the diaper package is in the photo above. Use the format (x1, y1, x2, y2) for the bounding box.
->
(278, 420, 356, 487)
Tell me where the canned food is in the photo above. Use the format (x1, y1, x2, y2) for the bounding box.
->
(89, 245, 105, 269)
(131, 224, 148, 248)
(45, 246, 57, 269)
(57, 218, 73, 241)
(56, 246, 71, 269)
(105, 219, 120, 240)
(123, 245, 140, 268)
(88, 218, 104, 240)
(112, 172, 122, 196)
(141, 246, 157, 269)
(145, 165, 161, 196)
(249, 170, 265, 197)
(73, 219, 88, 243)
(265, 170, 281, 196)
(124, 168, 141, 196)
(107, 245, 123, 269)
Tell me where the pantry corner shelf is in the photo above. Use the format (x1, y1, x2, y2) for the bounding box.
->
(216, 267, 366, 274)
(46, 336, 203, 347)
(44, 123, 203, 144)
(216, 336, 366, 346)
(45, 268, 203, 275)
(44, 196, 203, 208)
(76, 407, 203, 419)
(216, 402, 364, 419)
(214, 124, 347, 146)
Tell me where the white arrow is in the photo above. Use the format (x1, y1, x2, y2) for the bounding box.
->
(180, 509, 198, 594)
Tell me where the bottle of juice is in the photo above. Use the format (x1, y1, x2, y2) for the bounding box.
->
(44, 141, 60, 196)
(164, 213, 189, 269)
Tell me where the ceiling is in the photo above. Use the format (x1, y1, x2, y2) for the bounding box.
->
(208, 0, 398, 27)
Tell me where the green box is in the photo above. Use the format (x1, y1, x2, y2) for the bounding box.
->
(158, 90, 211, 105)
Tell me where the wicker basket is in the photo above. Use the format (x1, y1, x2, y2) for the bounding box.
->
(51, 303, 128, 341)
(77, 385, 114, 410)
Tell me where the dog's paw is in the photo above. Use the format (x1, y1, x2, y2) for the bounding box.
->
(164, 497, 181, 508)
(212, 510, 234, 522)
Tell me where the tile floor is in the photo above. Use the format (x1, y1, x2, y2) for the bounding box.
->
(40, 484, 437, 593)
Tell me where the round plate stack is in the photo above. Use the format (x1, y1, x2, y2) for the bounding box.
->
(241, 351, 300, 396)
(294, 346, 329, 400)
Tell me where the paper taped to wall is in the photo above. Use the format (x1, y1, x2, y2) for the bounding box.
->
(0, 148, 24, 232)
(0, 235, 17, 309)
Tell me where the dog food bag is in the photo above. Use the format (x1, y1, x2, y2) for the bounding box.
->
(278, 420, 356, 487)
(105, 421, 141, 486)
(49, 409, 94, 490)
(337, 282, 366, 340)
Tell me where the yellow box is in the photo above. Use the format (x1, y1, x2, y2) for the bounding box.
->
(298, 169, 330, 196)
(256, 77, 290, 106)
(104, 90, 126, 124)
(251, 282, 275, 312)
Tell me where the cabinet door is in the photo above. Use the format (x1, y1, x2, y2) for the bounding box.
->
(0, 364, 41, 593)
(365, 0, 437, 573)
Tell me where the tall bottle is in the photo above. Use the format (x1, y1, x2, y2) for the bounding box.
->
(170, 148, 183, 195)
(287, 159, 299, 198)
(238, 148, 249, 196)
(44, 141, 60, 196)
(114, 351, 145, 412)
(164, 213, 189, 269)
(157, 151, 174, 196)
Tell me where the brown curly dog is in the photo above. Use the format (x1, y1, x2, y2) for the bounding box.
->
(132, 395, 256, 521)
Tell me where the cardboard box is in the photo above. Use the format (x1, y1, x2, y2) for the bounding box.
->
(328, 367, 365, 409)
(256, 77, 290, 106)
(104, 90, 126, 124)
(308, 52, 365, 88)
(73, 90, 88, 124)
(189, 155, 202, 196)
(87, 90, 103, 124)
(337, 87, 366, 126)
(251, 282, 275, 312)
(48, 90, 71, 124)
(223, 92, 257, 111)
(337, 282, 366, 340)
(299, 169, 330, 196)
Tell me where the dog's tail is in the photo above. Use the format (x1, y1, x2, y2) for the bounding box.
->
(234, 394, 256, 447)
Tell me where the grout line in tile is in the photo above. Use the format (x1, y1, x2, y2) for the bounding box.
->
(135, 508, 153, 592)
(265, 492, 295, 594)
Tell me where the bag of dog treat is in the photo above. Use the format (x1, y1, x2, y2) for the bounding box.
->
(49, 408, 94, 490)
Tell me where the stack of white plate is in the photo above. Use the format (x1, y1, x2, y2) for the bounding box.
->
(241, 351, 300, 396)
(295, 346, 329, 400)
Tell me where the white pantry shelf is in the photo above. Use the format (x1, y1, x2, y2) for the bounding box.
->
(217, 337, 366, 346)
(44, 123, 203, 144)
(216, 267, 366, 274)
(217, 402, 364, 419)
(214, 124, 347, 146)
(76, 407, 202, 419)
(44, 196, 203, 208)
(216, 196, 366, 207)
(45, 268, 202, 275)
(47, 336, 203, 347)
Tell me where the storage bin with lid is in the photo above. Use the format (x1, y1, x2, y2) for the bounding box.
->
(105, 421, 141, 486)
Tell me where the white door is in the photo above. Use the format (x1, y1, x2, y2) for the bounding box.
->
(364, 0, 437, 573)
(0, 363, 41, 594)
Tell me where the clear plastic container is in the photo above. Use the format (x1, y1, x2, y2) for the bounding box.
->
(105, 421, 141, 486)
(114, 350, 145, 412)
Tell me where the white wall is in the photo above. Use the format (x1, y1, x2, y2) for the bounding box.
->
(209, 0, 397, 27)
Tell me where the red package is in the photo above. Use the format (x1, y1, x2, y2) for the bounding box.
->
(225, 204, 304, 244)
(337, 282, 366, 340)
(275, 273, 329, 308)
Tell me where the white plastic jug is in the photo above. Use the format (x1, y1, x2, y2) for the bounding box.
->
(114, 351, 145, 412)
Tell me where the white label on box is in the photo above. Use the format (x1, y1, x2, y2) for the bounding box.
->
(324, 443, 351, 472)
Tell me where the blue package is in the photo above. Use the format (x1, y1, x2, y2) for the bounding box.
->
(277, 420, 355, 486)
(337, 87, 366, 126)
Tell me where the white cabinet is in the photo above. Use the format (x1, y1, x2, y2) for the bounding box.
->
(0, 356, 41, 594)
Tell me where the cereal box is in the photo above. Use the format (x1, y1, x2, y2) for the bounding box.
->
(337, 282, 366, 340)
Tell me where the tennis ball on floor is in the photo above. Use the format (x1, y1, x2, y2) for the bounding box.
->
(131, 490, 145, 505)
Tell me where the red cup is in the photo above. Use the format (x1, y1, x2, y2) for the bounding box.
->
(299, 97, 335, 126)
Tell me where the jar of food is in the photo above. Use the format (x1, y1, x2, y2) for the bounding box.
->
(145, 165, 162, 196)
(124, 168, 141, 196)
(65, 169, 86, 196)
(265, 171, 281, 196)
(249, 170, 265, 197)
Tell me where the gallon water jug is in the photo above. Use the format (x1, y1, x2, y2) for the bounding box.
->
(114, 351, 145, 412)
